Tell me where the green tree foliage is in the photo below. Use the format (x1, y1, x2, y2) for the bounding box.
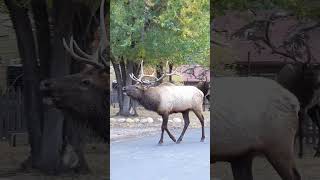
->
(111, 0, 209, 67)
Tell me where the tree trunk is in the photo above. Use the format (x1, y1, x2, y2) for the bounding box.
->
(156, 63, 164, 83)
(30, 3, 51, 161)
(61, 112, 89, 173)
(121, 60, 134, 116)
(129, 62, 140, 116)
(112, 58, 135, 116)
(169, 63, 173, 82)
(31, 0, 51, 80)
(4, 0, 43, 169)
(119, 57, 126, 114)
(120, 57, 126, 87)
(38, 0, 73, 173)
(111, 60, 124, 114)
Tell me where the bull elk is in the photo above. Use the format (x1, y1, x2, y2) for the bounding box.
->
(212, 77, 301, 180)
(195, 75, 210, 110)
(40, 0, 108, 172)
(277, 64, 320, 157)
(122, 61, 205, 144)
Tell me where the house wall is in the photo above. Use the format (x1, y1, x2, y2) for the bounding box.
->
(214, 11, 320, 65)
(0, 13, 19, 63)
(0, 65, 7, 91)
(0, 13, 21, 91)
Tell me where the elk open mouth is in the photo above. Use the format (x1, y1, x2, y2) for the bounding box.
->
(42, 95, 62, 106)
(42, 96, 62, 105)
(41, 90, 62, 106)
(122, 89, 127, 95)
(122, 87, 128, 95)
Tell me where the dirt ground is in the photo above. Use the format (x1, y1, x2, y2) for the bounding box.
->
(0, 141, 109, 180)
(0, 107, 208, 179)
(110, 106, 211, 124)
(211, 144, 320, 180)
(110, 106, 210, 141)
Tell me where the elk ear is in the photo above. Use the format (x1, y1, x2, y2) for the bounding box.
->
(98, 69, 109, 85)
(98, 69, 108, 77)
(80, 64, 95, 73)
(135, 84, 146, 91)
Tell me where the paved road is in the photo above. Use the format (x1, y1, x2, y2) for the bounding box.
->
(111, 128, 210, 180)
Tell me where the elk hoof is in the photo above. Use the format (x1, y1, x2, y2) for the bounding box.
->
(75, 166, 91, 174)
(298, 153, 303, 158)
(158, 140, 163, 145)
(200, 137, 205, 142)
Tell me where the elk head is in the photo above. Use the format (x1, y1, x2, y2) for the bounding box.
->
(122, 60, 179, 99)
(41, 67, 108, 114)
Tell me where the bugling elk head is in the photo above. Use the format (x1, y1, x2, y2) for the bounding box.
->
(122, 61, 179, 98)
(40, 0, 108, 139)
(182, 66, 210, 100)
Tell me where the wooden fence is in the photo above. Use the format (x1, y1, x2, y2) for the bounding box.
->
(303, 117, 319, 146)
(0, 89, 26, 139)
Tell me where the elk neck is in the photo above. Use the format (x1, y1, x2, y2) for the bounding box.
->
(136, 88, 161, 112)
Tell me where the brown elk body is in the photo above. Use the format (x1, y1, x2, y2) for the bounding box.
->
(123, 62, 205, 144)
(212, 77, 301, 180)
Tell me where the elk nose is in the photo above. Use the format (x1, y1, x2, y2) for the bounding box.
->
(40, 80, 52, 90)
(122, 87, 126, 91)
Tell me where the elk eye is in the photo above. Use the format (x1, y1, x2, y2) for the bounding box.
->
(81, 79, 91, 86)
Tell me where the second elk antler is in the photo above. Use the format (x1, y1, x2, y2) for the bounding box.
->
(129, 61, 179, 84)
(62, 0, 108, 69)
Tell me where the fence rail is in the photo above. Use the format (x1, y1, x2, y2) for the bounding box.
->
(0, 89, 103, 144)
(304, 117, 319, 146)
(0, 89, 26, 139)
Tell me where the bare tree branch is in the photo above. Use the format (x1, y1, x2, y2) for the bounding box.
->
(211, 40, 229, 47)
(231, 10, 320, 64)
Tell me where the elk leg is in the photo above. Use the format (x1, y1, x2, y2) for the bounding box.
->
(315, 108, 320, 157)
(159, 114, 176, 144)
(177, 111, 190, 143)
(308, 106, 320, 157)
(203, 97, 206, 111)
(194, 110, 205, 142)
(159, 122, 165, 144)
(230, 156, 253, 180)
(165, 128, 176, 143)
(63, 115, 90, 173)
(298, 111, 304, 158)
(265, 149, 301, 180)
(73, 144, 90, 174)
(265, 129, 301, 180)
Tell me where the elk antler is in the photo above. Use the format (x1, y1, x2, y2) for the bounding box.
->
(62, 0, 108, 69)
(129, 61, 179, 84)
(155, 61, 179, 82)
